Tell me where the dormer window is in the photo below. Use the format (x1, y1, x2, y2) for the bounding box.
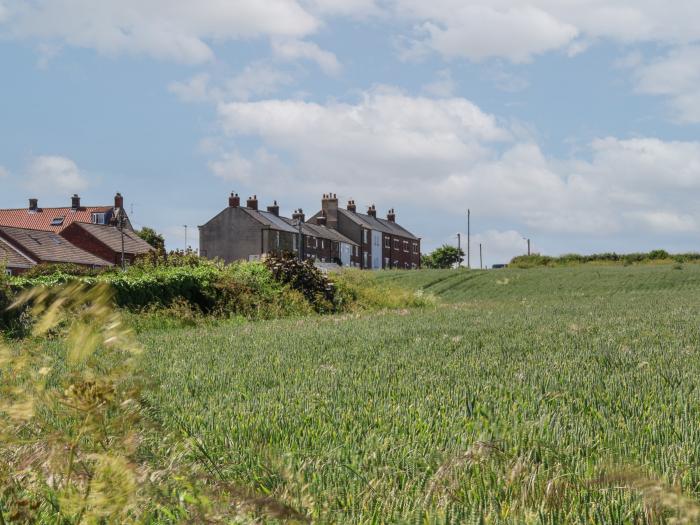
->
(51, 216, 65, 226)
(91, 212, 106, 225)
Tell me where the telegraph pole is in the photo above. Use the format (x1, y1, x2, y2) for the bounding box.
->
(184, 225, 188, 251)
(457, 233, 461, 268)
(523, 237, 531, 256)
(479, 243, 483, 270)
(118, 215, 125, 271)
(467, 209, 471, 269)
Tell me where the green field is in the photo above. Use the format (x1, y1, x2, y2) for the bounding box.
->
(134, 264, 700, 523)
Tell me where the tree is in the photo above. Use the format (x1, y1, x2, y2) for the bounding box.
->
(422, 245, 465, 269)
(137, 227, 165, 252)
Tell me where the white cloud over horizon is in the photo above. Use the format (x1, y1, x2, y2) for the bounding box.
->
(24, 155, 88, 195)
(208, 88, 700, 238)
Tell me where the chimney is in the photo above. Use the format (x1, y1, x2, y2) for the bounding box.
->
(387, 208, 396, 222)
(292, 208, 305, 223)
(317, 211, 327, 226)
(246, 195, 258, 210)
(367, 204, 377, 218)
(229, 192, 240, 208)
(267, 200, 280, 216)
(28, 198, 38, 212)
(347, 200, 356, 213)
(321, 193, 339, 229)
(71, 194, 81, 210)
(114, 192, 124, 209)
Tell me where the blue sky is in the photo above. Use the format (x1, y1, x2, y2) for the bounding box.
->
(2, 1, 700, 265)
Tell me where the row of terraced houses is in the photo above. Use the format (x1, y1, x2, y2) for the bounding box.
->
(199, 193, 421, 270)
(0, 191, 421, 274)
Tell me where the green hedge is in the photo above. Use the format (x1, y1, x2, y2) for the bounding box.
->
(510, 250, 700, 268)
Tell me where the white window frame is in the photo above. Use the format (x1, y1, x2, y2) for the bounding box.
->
(91, 212, 106, 225)
(363, 229, 368, 244)
(403, 240, 409, 252)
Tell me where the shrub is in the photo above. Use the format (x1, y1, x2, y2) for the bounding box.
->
(21, 262, 107, 278)
(264, 253, 336, 312)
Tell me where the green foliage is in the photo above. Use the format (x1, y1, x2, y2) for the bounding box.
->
(510, 250, 700, 268)
(21, 262, 109, 278)
(422, 244, 465, 269)
(264, 252, 336, 312)
(136, 226, 165, 251)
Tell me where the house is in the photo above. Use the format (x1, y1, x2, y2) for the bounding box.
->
(308, 194, 421, 270)
(199, 194, 299, 262)
(60, 222, 154, 266)
(0, 225, 113, 273)
(0, 193, 133, 233)
(284, 209, 360, 267)
(198, 193, 359, 266)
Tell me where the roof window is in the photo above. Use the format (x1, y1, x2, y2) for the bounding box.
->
(51, 216, 65, 226)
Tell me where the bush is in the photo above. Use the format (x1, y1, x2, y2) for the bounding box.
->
(509, 250, 694, 268)
(264, 253, 336, 312)
(21, 262, 109, 278)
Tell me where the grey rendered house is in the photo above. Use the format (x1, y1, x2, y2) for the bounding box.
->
(199, 194, 299, 263)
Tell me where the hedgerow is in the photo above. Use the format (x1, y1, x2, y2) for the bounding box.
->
(510, 250, 700, 268)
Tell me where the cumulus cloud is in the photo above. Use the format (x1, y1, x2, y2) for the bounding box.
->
(1, 0, 319, 63)
(422, 69, 456, 97)
(210, 88, 700, 237)
(632, 46, 700, 123)
(24, 156, 88, 194)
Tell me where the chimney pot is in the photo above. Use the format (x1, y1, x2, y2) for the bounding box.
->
(28, 198, 38, 212)
(229, 192, 240, 207)
(347, 199, 356, 212)
(114, 192, 124, 209)
(267, 200, 280, 216)
(246, 196, 258, 210)
(367, 204, 377, 218)
(387, 208, 396, 222)
(292, 208, 305, 222)
(71, 194, 81, 210)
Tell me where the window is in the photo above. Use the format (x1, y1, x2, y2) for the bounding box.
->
(384, 257, 389, 268)
(363, 230, 368, 244)
(51, 216, 65, 226)
(393, 239, 399, 250)
(307, 237, 312, 248)
(275, 231, 280, 249)
(413, 243, 419, 254)
(363, 251, 368, 267)
(91, 213, 106, 225)
(4, 269, 11, 276)
(321, 239, 325, 249)
(403, 240, 409, 252)
(293, 235, 298, 251)
(384, 236, 390, 248)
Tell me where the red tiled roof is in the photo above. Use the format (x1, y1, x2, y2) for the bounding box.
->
(0, 206, 113, 232)
(0, 226, 113, 267)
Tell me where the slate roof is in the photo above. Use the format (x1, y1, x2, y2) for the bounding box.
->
(0, 226, 112, 267)
(65, 222, 154, 255)
(337, 208, 419, 240)
(281, 218, 358, 245)
(242, 208, 299, 234)
(0, 206, 113, 232)
(0, 238, 35, 269)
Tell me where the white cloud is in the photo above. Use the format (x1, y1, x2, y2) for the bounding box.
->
(271, 39, 341, 75)
(168, 73, 212, 103)
(0, 166, 8, 178)
(2, 0, 319, 64)
(393, 1, 700, 63)
(306, 0, 381, 17)
(24, 155, 88, 194)
(208, 151, 253, 182)
(210, 88, 700, 237)
(633, 46, 700, 123)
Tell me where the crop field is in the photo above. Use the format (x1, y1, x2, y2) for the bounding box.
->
(135, 264, 700, 523)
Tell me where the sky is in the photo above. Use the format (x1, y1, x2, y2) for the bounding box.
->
(1, 1, 700, 266)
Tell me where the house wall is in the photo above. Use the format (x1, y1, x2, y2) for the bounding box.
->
(60, 226, 124, 265)
(382, 234, 421, 269)
(371, 230, 382, 269)
(199, 207, 263, 263)
(262, 229, 297, 255)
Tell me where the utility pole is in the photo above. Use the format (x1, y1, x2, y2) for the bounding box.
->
(467, 209, 471, 269)
(523, 237, 531, 256)
(184, 225, 188, 251)
(479, 243, 483, 270)
(118, 215, 125, 271)
(457, 233, 461, 268)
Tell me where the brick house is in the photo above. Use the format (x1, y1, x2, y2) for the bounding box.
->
(0, 236, 34, 275)
(199, 193, 359, 266)
(0, 193, 133, 233)
(60, 222, 154, 266)
(284, 209, 360, 266)
(308, 194, 421, 270)
(0, 225, 113, 274)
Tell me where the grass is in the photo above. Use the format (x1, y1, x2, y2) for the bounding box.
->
(6, 263, 700, 522)
(134, 263, 700, 522)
